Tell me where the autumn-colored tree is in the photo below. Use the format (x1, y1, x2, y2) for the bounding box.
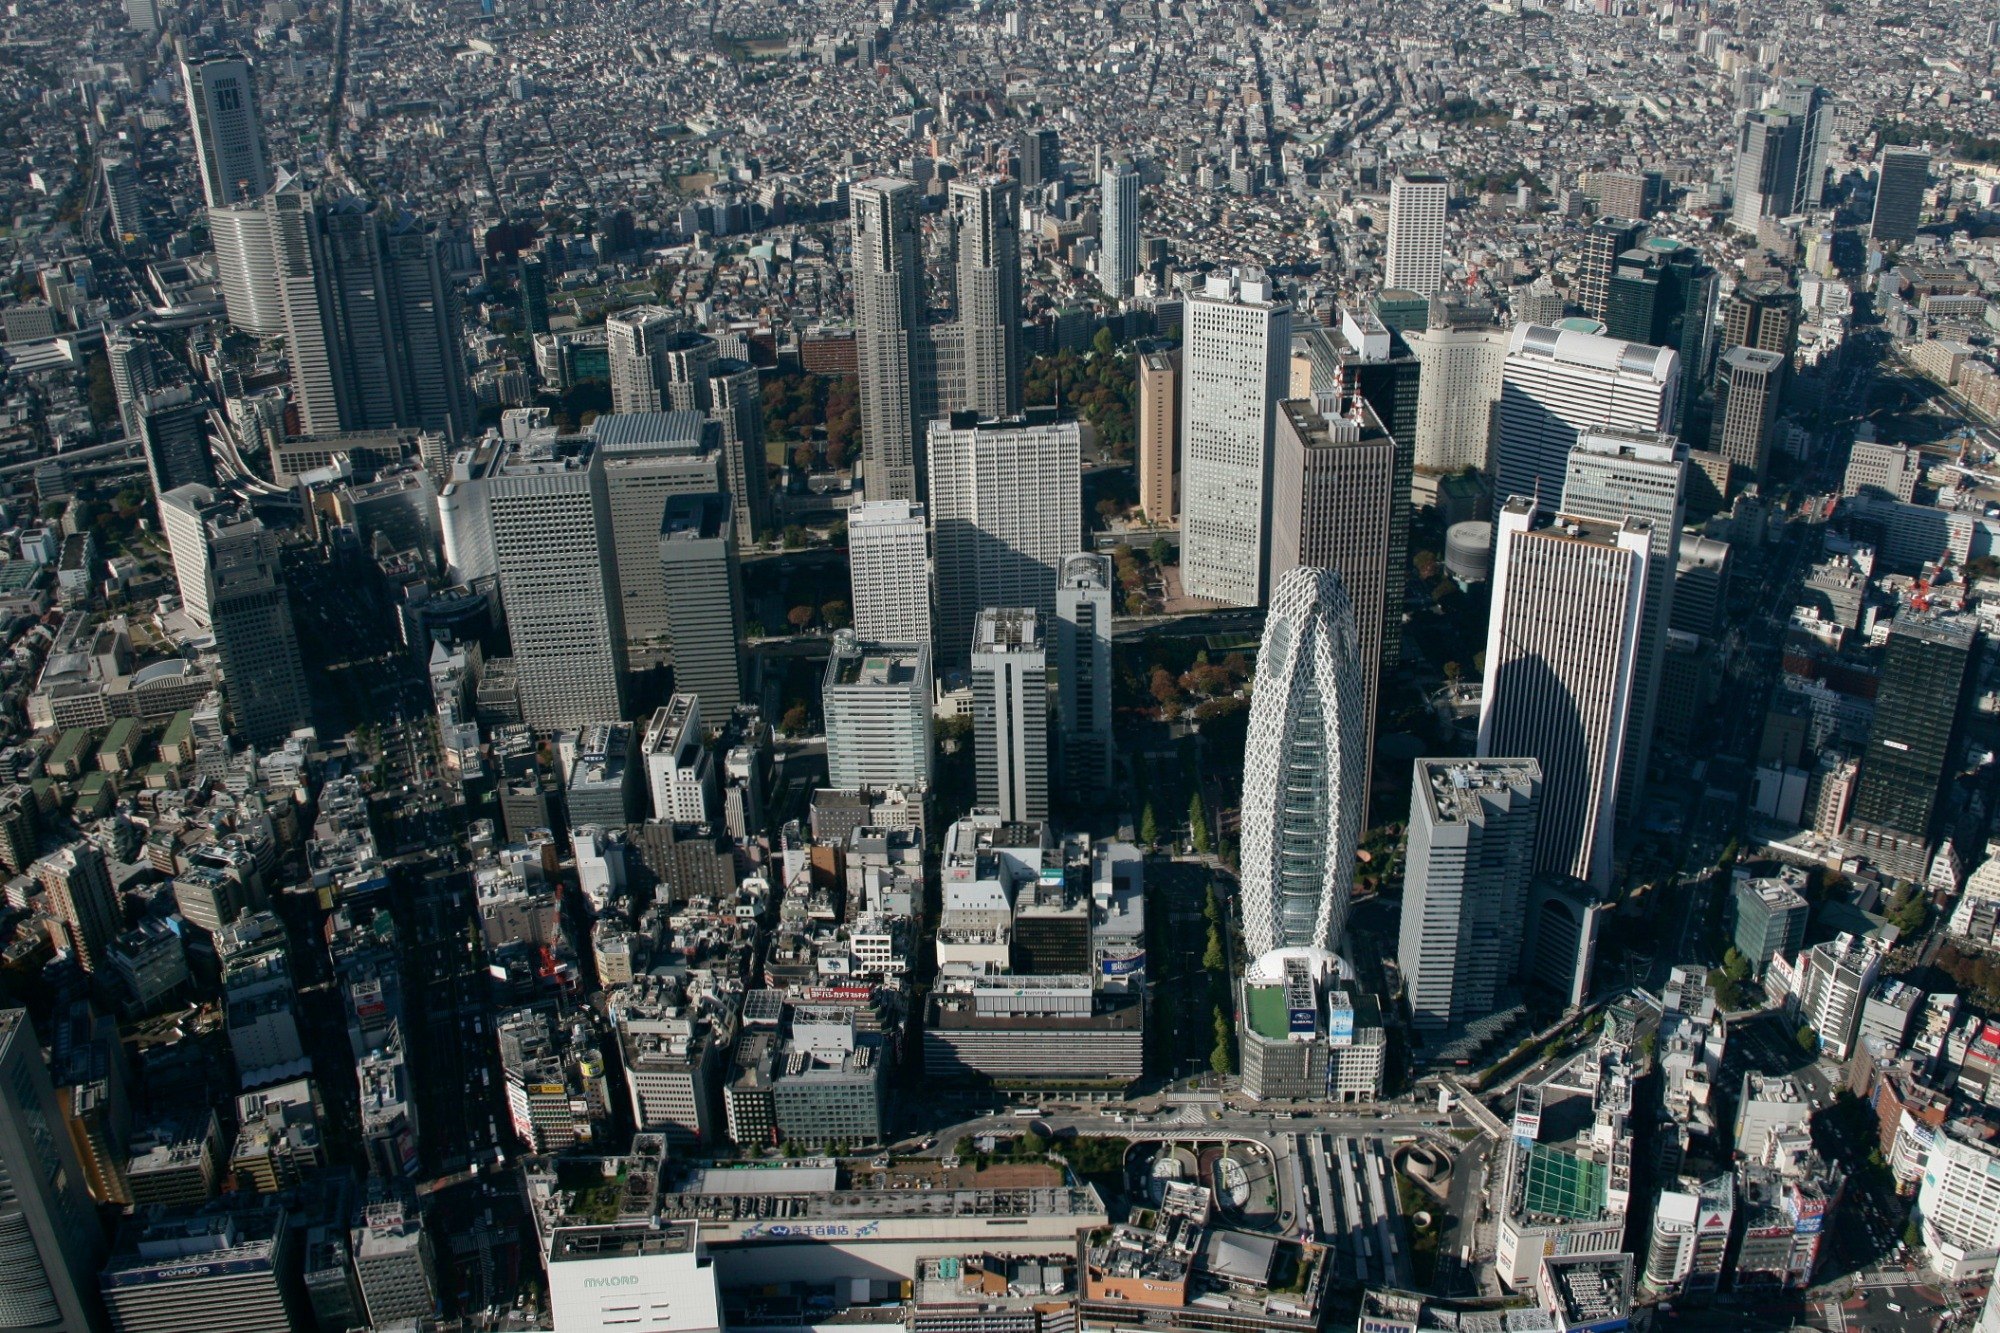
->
(1149, 666, 1180, 708)
(781, 703, 809, 733)
(787, 604, 816, 631)
(820, 599, 851, 630)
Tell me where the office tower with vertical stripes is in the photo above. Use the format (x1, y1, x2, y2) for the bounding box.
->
(1239, 566, 1369, 959)
(847, 500, 932, 647)
(825, 631, 934, 793)
(606, 305, 679, 415)
(207, 508, 314, 745)
(0, 1007, 105, 1333)
(1848, 612, 1978, 881)
(1385, 174, 1449, 296)
(1710, 346, 1786, 486)
(1872, 147, 1930, 246)
(1097, 160, 1140, 300)
(182, 55, 271, 209)
(851, 178, 925, 502)
(1399, 759, 1543, 1035)
(1774, 80, 1831, 212)
(1137, 350, 1179, 524)
(926, 413, 1080, 665)
(659, 492, 746, 716)
(971, 608, 1048, 823)
(1180, 267, 1292, 607)
(949, 177, 1022, 420)
(1269, 390, 1395, 821)
(136, 387, 217, 505)
(591, 411, 721, 656)
(1731, 110, 1803, 233)
(1559, 429, 1687, 824)
(1055, 553, 1114, 793)
(1492, 324, 1680, 514)
(1478, 499, 1651, 892)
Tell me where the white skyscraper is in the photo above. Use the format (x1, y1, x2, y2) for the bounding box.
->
(1054, 553, 1114, 793)
(926, 413, 1080, 664)
(1097, 160, 1140, 300)
(851, 178, 925, 502)
(207, 200, 285, 337)
(1239, 567, 1369, 960)
(486, 436, 628, 730)
(1477, 498, 1651, 891)
(159, 482, 233, 629)
(1179, 267, 1292, 607)
(592, 411, 721, 656)
(1492, 323, 1680, 515)
(1385, 174, 1449, 296)
(181, 55, 271, 209)
(824, 630, 935, 793)
(605, 305, 679, 415)
(1404, 324, 1507, 473)
(948, 176, 1023, 419)
(1559, 428, 1687, 825)
(847, 500, 932, 647)
(971, 608, 1048, 823)
(1399, 759, 1542, 1036)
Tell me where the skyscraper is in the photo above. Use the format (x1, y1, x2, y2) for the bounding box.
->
(1385, 174, 1449, 296)
(659, 492, 746, 716)
(1603, 238, 1716, 424)
(519, 250, 550, 334)
(1239, 567, 1369, 960)
(824, 631, 934, 793)
(1478, 499, 1651, 892)
(847, 500, 932, 646)
(926, 412, 1080, 664)
(105, 330, 159, 438)
(1016, 127, 1060, 190)
(1714, 281, 1799, 375)
(591, 411, 722, 656)
(207, 199, 285, 337)
(1054, 553, 1114, 793)
(1097, 160, 1140, 300)
(1269, 391, 1395, 818)
(1399, 759, 1542, 1035)
(1731, 110, 1803, 233)
(102, 154, 143, 242)
(1710, 346, 1785, 486)
(0, 1007, 105, 1333)
(136, 387, 216, 506)
(268, 173, 343, 435)
(1403, 323, 1506, 473)
(379, 211, 475, 440)
(1559, 429, 1687, 824)
(159, 482, 233, 629)
(1848, 612, 1977, 880)
(1136, 350, 1179, 524)
(1773, 80, 1832, 212)
(181, 55, 271, 209)
(708, 359, 772, 546)
(35, 843, 119, 976)
(1871, 147, 1930, 246)
(1180, 267, 1292, 606)
(486, 435, 628, 729)
(1492, 324, 1680, 515)
(971, 608, 1048, 823)
(1576, 217, 1641, 321)
(207, 509, 314, 746)
(606, 305, 680, 416)
(948, 177, 1022, 420)
(851, 178, 925, 502)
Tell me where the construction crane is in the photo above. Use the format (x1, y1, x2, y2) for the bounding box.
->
(1912, 547, 1955, 612)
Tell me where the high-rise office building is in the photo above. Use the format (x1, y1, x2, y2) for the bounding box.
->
(101, 1201, 299, 1333)
(35, 843, 119, 976)
(1731, 110, 1803, 233)
(1269, 391, 1395, 819)
(1385, 174, 1449, 296)
(1590, 171, 1655, 221)
(182, 55, 271, 210)
(1774, 80, 1832, 213)
(207, 199, 285, 337)
(591, 411, 722, 656)
(267, 173, 343, 435)
(0, 1008, 105, 1333)
(1136, 350, 1179, 524)
(1492, 324, 1680, 514)
(1559, 429, 1687, 823)
(519, 250, 550, 334)
(1479, 500, 1650, 892)
(948, 177, 1022, 420)
(606, 305, 679, 415)
(824, 631, 934, 793)
(1848, 612, 1977, 880)
(707, 359, 772, 545)
(1239, 566, 1368, 960)
(379, 211, 475, 440)
(159, 482, 233, 628)
(851, 178, 925, 502)
(126, 0, 160, 33)
(486, 435, 628, 729)
(926, 412, 1080, 664)
(971, 608, 1048, 823)
(1180, 267, 1292, 606)
(102, 154, 143, 241)
(1017, 128, 1060, 190)
(659, 492, 746, 716)
(1710, 346, 1786, 486)
(1603, 238, 1716, 424)
(1054, 553, 1114, 793)
(206, 508, 314, 746)
(106, 331, 159, 438)
(136, 387, 216, 506)
(847, 500, 932, 646)
(1399, 759, 1542, 1035)
(1871, 147, 1930, 246)
(1715, 281, 1799, 375)
(1097, 160, 1140, 300)
(351, 1203, 438, 1328)
(1577, 218, 1642, 321)
(1403, 323, 1506, 473)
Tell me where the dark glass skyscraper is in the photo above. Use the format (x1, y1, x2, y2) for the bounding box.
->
(1849, 612, 1977, 879)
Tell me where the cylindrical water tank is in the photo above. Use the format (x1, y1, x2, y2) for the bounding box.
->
(1444, 520, 1493, 584)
